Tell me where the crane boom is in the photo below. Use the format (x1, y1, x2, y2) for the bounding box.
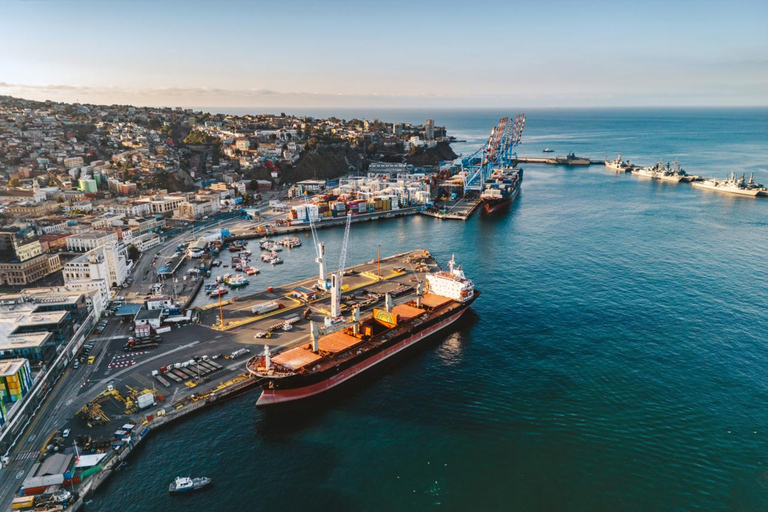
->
(305, 195, 326, 288)
(330, 213, 352, 318)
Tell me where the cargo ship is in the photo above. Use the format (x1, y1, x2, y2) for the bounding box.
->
(480, 167, 523, 214)
(247, 255, 478, 406)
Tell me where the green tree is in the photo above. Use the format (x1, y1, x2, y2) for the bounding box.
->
(127, 244, 140, 262)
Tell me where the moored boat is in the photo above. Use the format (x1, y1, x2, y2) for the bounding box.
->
(691, 172, 767, 197)
(247, 254, 478, 406)
(480, 166, 522, 214)
(605, 153, 633, 172)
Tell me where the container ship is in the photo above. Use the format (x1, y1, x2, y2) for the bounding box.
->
(480, 167, 523, 214)
(246, 255, 478, 406)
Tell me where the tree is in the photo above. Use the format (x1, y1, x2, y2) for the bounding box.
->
(127, 244, 140, 262)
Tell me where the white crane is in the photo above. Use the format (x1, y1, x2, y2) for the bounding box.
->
(330, 213, 352, 319)
(305, 195, 326, 289)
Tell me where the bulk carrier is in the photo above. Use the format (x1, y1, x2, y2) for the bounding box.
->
(246, 255, 478, 406)
(480, 167, 523, 214)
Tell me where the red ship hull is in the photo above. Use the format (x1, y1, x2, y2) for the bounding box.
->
(256, 306, 470, 406)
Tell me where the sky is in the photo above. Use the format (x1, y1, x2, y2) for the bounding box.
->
(1, 0, 767, 109)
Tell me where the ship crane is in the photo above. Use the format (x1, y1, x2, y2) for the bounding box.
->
(330, 213, 352, 320)
(305, 195, 326, 289)
(462, 113, 526, 191)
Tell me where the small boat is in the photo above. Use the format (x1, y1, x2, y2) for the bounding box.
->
(209, 287, 228, 296)
(169, 476, 212, 495)
(228, 276, 249, 288)
(279, 237, 302, 248)
(543, 147, 554, 153)
(245, 267, 260, 276)
(270, 257, 284, 265)
(204, 284, 217, 292)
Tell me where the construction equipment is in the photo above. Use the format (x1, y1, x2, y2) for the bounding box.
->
(330, 213, 352, 319)
(462, 114, 526, 191)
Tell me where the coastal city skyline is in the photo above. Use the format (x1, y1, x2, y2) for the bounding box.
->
(2, 0, 767, 109)
(1, 1, 767, 511)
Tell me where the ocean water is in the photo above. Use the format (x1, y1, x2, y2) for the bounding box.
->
(91, 109, 768, 512)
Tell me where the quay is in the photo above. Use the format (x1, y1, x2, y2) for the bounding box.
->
(512, 156, 604, 165)
(421, 196, 483, 221)
(1, 249, 437, 511)
(227, 207, 418, 240)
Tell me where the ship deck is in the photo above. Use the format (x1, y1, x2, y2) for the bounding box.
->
(248, 292, 467, 377)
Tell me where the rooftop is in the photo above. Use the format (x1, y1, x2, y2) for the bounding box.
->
(0, 358, 27, 377)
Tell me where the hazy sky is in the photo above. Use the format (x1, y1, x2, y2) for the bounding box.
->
(1, 0, 766, 109)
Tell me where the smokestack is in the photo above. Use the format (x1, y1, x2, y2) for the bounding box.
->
(310, 321, 319, 352)
(385, 292, 393, 313)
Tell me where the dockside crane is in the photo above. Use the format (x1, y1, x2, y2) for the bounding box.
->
(330, 213, 352, 320)
(462, 113, 526, 191)
(305, 195, 327, 289)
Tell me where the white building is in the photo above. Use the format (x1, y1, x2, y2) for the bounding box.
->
(66, 231, 119, 252)
(63, 241, 130, 289)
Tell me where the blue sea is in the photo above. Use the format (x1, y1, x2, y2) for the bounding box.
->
(91, 108, 768, 511)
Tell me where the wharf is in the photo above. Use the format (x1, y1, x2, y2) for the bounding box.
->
(421, 196, 483, 221)
(6, 249, 439, 511)
(198, 249, 435, 335)
(227, 207, 418, 240)
(513, 156, 604, 165)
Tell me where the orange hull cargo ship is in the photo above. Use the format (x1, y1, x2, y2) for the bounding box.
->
(246, 256, 478, 406)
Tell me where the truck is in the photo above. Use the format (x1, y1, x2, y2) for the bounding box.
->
(123, 335, 161, 352)
(251, 300, 283, 316)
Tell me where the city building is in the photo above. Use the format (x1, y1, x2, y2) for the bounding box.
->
(65, 231, 119, 252)
(63, 241, 129, 290)
(425, 118, 435, 140)
(0, 359, 34, 409)
(0, 227, 62, 286)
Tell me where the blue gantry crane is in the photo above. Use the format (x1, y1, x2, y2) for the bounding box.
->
(461, 114, 526, 191)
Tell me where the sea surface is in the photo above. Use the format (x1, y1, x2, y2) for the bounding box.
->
(92, 109, 768, 511)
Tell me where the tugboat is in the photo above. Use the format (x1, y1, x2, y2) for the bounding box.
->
(168, 476, 212, 495)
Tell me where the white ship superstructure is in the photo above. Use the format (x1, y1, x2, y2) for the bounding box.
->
(426, 255, 475, 302)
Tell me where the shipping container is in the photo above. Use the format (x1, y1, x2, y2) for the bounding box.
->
(251, 301, 281, 315)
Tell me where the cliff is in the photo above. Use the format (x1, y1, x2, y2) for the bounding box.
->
(280, 143, 363, 184)
(405, 141, 457, 166)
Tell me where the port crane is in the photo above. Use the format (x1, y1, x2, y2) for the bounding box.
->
(461, 114, 526, 191)
(330, 213, 352, 319)
(305, 195, 327, 289)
